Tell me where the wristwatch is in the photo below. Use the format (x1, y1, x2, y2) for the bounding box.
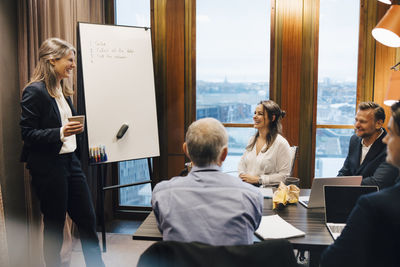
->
(258, 176, 263, 186)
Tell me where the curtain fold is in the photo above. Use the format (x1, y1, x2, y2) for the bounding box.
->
(0, 183, 9, 267)
(17, 1, 105, 266)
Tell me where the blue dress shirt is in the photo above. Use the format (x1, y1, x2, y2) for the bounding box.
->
(152, 164, 263, 246)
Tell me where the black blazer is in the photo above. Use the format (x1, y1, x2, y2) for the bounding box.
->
(20, 81, 77, 173)
(321, 182, 400, 267)
(338, 130, 399, 189)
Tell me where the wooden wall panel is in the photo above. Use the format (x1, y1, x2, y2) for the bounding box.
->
(374, 42, 397, 129)
(167, 155, 186, 179)
(357, 0, 378, 103)
(166, 0, 185, 156)
(279, 0, 303, 149)
(153, 0, 193, 181)
(298, 0, 319, 188)
(373, 3, 399, 129)
(151, 0, 167, 183)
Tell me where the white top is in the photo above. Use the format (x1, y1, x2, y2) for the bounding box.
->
(360, 129, 384, 164)
(238, 134, 291, 186)
(54, 87, 76, 154)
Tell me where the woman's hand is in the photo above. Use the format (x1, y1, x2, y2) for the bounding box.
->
(63, 121, 84, 137)
(239, 173, 260, 184)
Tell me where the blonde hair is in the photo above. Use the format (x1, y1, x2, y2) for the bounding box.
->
(26, 38, 76, 98)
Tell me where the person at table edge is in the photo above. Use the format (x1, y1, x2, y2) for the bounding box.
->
(321, 101, 400, 267)
(151, 118, 263, 246)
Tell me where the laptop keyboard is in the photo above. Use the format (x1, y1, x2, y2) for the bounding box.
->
(330, 224, 345, 233)
(327, 223, 346, 240)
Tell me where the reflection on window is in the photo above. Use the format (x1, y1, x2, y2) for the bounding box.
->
(116, 0, 152, 207)
(119, 159, 151, 206)
(196, 0, 271, 170)
(223, 128, 257, 174)
(315, 128, 354, 177)
(315, 0, 359, 176)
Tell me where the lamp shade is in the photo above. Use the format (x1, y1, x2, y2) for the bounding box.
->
(378, 0, 391, 4)
(384, 70, 400, 106)
(372, 5, 400, 47)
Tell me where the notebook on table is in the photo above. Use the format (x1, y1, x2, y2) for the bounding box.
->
(299, 176, 362, 208)
(324, 185, 378, 240)
(255, 215, 305, 239)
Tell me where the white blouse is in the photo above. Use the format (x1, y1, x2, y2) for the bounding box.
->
(238, 134, 291, 186)
(54, 87, 76, 154)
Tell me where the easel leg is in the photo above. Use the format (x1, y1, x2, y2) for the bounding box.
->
(147, 158, 153, 189)
(98, 164, 107, 252)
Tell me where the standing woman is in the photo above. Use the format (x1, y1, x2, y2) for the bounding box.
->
(238, 100, 291, 186)
(20, 38, 104, 267)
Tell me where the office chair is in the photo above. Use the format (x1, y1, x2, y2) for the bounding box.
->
(137, 239, 298, 267)
(289, 146, 299, 177)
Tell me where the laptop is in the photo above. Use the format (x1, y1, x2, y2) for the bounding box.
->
(324, 185, 378, 240)
(299, 176, 362, 208)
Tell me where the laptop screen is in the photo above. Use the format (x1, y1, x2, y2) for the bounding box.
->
(324, 185, 378, 223)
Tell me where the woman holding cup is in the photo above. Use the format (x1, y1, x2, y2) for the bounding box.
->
(238, 100, 292, 187)
(20, 38, 104, 267)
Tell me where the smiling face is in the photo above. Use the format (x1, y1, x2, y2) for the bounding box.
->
(354, 109, 382, 138)
(51, 50, 76, 81)
(253, 104, 270, 129)
(383, 117, 400, 168)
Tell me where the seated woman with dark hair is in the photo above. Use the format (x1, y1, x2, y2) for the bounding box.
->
(238, 100, 291, 187)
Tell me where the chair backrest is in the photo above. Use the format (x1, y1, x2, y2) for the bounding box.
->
(289, 146, 299, 177)
(137, 239, 298, 267)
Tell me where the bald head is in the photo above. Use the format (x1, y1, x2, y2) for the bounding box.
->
(185, 118, 228, 167)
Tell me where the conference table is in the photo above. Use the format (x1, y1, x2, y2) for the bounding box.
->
(132, 189, 333, 267)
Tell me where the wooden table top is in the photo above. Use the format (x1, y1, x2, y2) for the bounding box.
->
(132, 189, 333, 250)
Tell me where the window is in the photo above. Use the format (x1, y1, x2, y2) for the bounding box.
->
(196, 0, 271, 172)
(115, 0, 152, 207)
(115, 0, 150, 27)
(315, 0, 360, 177)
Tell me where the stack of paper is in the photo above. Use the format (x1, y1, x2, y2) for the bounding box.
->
(255, 215, 305, 239)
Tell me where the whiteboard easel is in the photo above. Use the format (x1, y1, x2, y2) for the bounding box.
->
(78, 22, 159, 252)
(78, 22, 159, 163)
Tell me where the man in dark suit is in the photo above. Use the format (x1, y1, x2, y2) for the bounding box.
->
(338, 102, 398, 189)
(321, 101, 400, 267)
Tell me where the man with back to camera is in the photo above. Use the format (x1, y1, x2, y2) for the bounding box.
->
(151, 118, 263, 245)
(338, 102, 398, 189)
(321, 101, 400, 267)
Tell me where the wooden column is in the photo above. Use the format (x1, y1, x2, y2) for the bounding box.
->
(152, 0, 195, 181)
(271, 0, 318, 188)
